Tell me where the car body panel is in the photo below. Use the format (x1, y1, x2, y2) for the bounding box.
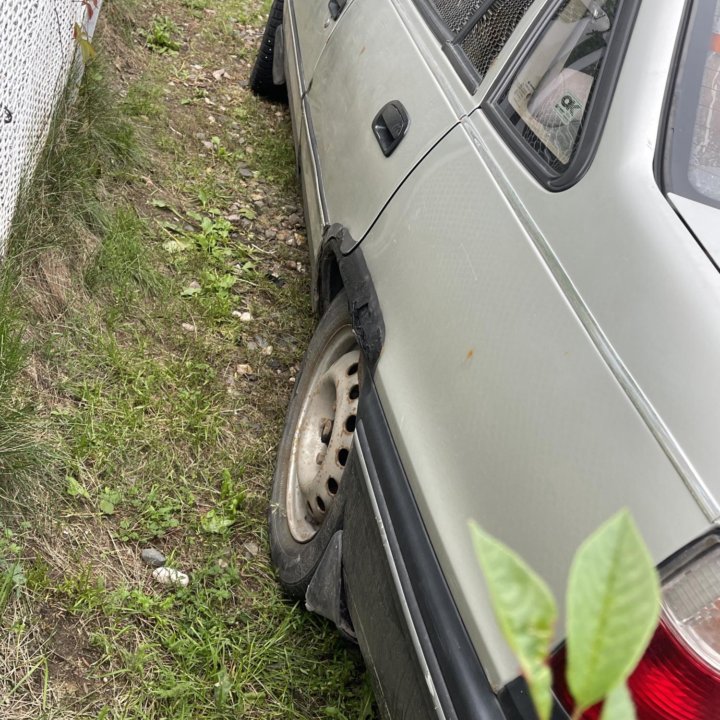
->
(359, 120, 710, 687)
(478, 0, 720, 518)
(279, 0, 720, 706)
(305, 0, 460, 243)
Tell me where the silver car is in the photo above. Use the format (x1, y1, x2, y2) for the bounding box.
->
(250, 0, 720, 717)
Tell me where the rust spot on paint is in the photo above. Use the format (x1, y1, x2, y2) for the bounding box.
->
(465, 349, 474, 362)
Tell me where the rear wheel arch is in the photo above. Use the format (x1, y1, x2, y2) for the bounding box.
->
(317, 239, 344, 316)
(317, 225, 385, 368)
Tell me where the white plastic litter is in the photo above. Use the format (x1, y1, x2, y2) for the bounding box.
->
(152, 566, 190, 587)
(0, 1, 103, 251)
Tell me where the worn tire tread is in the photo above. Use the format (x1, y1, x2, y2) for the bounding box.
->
(249, 0, 288, 103)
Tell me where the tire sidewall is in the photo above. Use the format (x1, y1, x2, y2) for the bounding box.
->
(269, 291, 354, 597)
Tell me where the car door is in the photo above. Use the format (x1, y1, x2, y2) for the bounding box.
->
(305, 0, 462, 245)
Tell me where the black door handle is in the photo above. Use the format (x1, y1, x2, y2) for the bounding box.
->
(372, 101, 409, 157)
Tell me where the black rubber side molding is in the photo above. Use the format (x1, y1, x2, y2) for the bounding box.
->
(347, 378, 510, 719)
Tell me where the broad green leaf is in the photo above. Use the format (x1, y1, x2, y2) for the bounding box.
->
(566, 510, 660, 711)
(601, 683, 636, 720)
(200, 509, 236, 534)
(66, 475, 91, 500)
(470, 522, 557, 720)
(73, 24, 96, 62)
(162, 239, 192, 254)
(99, 498, 115, 515)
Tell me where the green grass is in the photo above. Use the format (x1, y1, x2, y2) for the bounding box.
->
(0, 0, 375, 717)
(146, 16, 182, 53)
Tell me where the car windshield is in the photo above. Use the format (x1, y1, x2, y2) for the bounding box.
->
(666, 0, 720, 209)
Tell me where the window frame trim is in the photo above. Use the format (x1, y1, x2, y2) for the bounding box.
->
(482, 0, 642, 191)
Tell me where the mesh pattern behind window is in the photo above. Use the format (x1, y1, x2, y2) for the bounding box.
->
(431, 0, 489, 35)
(0, 1, 101, 251)
(460, 0, 534, 79)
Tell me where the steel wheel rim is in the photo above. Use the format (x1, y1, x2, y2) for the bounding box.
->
(286, 326, 360, 543)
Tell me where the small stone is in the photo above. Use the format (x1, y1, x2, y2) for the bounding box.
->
(239, 167, 253, 178)
(288, 376, 296, 385)
(262, 345, 274, 356)
(243, 541, 259, 557)
(141, 548, 166, 568)
(201, 140, 214, 150)
(225, 214, 241, 222)
(212, 68, 230, 80)
(181, 322, 196, 332)
(238, 312, 253, 322)
(188, 280, 201, 290)
(152, 567, 190, 587)
(236, 363, 254, 376)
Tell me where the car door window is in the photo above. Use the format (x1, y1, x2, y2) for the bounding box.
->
(500, 0, 619, 169)
(487, 0, 640, 188)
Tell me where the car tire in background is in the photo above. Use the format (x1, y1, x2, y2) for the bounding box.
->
(269, 291, 360, 597)
(249, 0, 288, 103)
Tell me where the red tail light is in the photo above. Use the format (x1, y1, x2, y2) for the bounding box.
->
(552, 533, 720, 719)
